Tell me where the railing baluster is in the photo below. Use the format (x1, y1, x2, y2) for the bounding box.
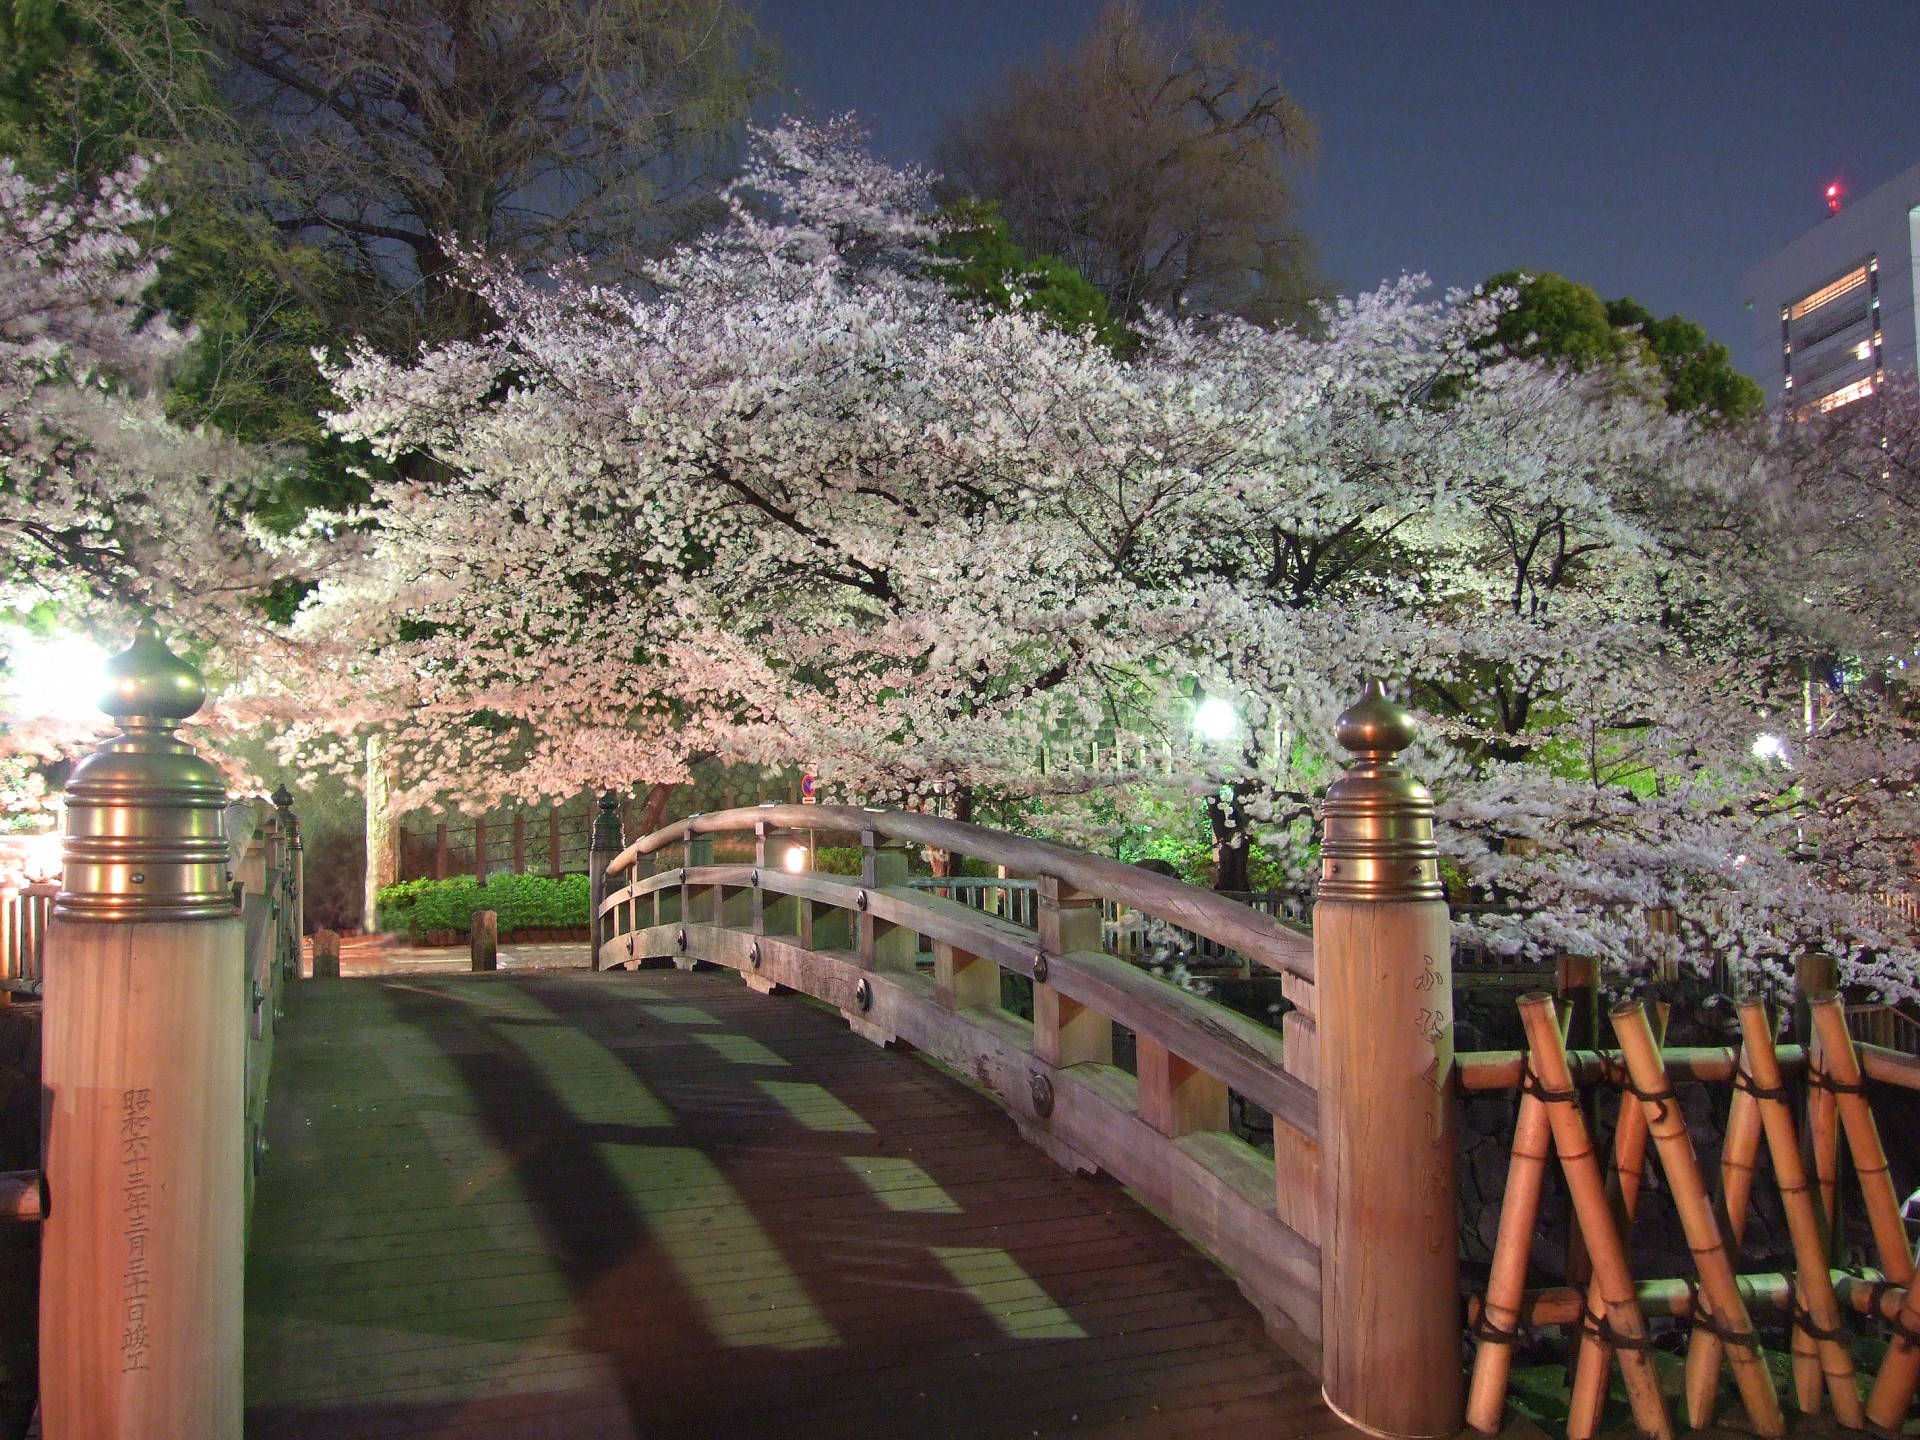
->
(1035, 875, 1111, 1067)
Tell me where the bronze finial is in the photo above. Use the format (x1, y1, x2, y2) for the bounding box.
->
(590, 791, 624, 852)
(1319, 680, 1444, 903)
(57, 622, 233, 921)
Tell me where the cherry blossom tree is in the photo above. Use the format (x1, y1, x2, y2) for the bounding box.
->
(280, 119, 1920, 999)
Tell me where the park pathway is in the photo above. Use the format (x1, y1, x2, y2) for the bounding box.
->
(245, 969, 1354, 1439)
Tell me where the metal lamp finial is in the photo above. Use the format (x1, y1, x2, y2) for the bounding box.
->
(1319, 680, 1444, 903)
(57, 622, 232, 921)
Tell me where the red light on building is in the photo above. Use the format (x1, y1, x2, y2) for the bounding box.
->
(1826, 181, 1844, 215)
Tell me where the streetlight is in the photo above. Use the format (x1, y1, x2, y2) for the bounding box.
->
(3, 629, 110, 723)
(1193, 696, 1237, 742)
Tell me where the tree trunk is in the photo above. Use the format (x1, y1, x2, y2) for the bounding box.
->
(640, 782, 675, 837)
(1206, 781, 1255, 892)
(363, 735, 397, 933)
(929, 784, 975, 878)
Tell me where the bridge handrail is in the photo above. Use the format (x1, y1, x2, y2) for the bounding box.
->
(608, 803, 1313, 981)
(595, 802, 1328, 1353)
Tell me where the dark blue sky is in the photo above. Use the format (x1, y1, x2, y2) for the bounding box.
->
(752, 1, 1920, 360)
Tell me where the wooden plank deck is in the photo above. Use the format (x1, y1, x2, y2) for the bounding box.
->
(247, 968, 1355, 1439)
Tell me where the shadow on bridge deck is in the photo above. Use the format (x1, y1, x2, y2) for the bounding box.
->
(246, 969, 1354, 1440)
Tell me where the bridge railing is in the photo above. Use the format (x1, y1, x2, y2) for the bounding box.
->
(599, 800, 1328, 1361)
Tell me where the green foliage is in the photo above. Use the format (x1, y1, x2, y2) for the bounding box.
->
(812, 846, 863, 876)
(375, 872, 590, 938)
(1483, 270, 1632, 369)
(1483, 270, 1763, 423)
(1604, 296, 1765, 422)
(934, 199, 1130, 351)
(0, 0, 374, 521)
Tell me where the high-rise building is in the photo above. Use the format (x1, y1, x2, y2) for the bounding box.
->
(1741, 160, 1920, 416)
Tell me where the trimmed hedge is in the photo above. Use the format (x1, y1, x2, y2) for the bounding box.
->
(375, 873, 590, 939)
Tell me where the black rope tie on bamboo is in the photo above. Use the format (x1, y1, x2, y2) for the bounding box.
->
(1577, 1308, 1653, 1352)
(1787, 1288, 1849, 1345)
(1621, 1071, 1676, 1128)
(1729, 1067, 1792, 1104)
(1805, 1063, 1867, 1097)
(1470, 1309, 1523, 1346)
(1518, 1066, 1579, 1107)
(1888, 1305, 1920, 1351)
(1689, 1309, 1762, 1352)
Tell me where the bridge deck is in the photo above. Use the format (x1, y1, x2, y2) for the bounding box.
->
(247, 969, 1351, 1439)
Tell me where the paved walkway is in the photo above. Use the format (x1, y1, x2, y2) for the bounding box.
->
(246, 969, 1351, 1439)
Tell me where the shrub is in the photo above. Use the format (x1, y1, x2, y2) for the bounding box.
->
(375, 872, 590, 938)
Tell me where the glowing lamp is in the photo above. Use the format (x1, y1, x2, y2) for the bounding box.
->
(4, 630, 111, 723)
(1192, 697, 1237, 742)
(783, 845, 808, 873)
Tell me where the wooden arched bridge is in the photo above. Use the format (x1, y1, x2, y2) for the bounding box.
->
(243, 803, 1351, 1439)
(22, 631, 1920, 1440)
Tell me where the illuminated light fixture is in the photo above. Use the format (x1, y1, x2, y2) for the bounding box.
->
(1827, 181, 1844, 215)
(1192, 697, 1237, 741)
(3, 630, 110, 723)
(783, 845, 808, 873)
(1752, 733, 1789, 764)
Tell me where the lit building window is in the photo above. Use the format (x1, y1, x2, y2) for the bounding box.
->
(1807, 376, 1875, 416)
(1789, 265, 1870, 319)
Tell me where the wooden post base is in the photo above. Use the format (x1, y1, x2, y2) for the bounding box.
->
(41, 918, 245, 1440)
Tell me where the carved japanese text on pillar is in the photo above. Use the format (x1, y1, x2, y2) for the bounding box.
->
(1413, 957, 1453, 1254)
(120, 1086, 154, 1372)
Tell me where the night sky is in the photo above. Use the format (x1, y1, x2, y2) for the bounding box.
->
(752, 1, 1920, 361)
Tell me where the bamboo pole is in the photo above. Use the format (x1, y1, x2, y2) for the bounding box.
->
(1567, 1015, 1661, 1440)
(1683, 1028, 1765, 1426)
(1468, 1272, 1908, 1329)
(1465, 1077, 1551, 1434)
(1735, 1000, 1862, 1427)
(1866, 1257, 1920, 1428)
(1810, 995, 1911, 1284)
(1613, 1001, 1784, 1437)
(1809, 1025, 1841, 1257)
(1517, 996, 1672, 1440)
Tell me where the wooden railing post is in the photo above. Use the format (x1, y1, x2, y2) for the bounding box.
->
(587, 794, 623, 972)
(1314, 683, 1462, 1437)
(859, 829, 915, 973)
(511, 811, 526, 875)
(41, 622, 244, 1438)
(434, 823, 449, 880)
(311, 929, 340, 980)
(272, 785, 301, 983)
(1035, 874, 1111, 1067)
(547, 808, 562, 878)
(470, 910, 497, 972)
(473, 816, 488, 883)
(754, 822, 799, 939)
